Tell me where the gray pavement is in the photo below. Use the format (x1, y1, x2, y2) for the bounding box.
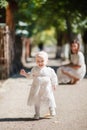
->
(0, 58, 87, 130)
(0, 76, 87, 130)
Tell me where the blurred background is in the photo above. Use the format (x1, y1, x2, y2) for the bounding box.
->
(0, 0, 87, 79)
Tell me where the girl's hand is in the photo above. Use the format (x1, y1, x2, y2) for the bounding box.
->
(20, 69, 26, 76)
(53, 85, 56, 90)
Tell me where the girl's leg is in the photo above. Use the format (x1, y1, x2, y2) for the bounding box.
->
(49, 107, 56, 116)
(34, 97, 40, 119)
(44, 78, 56, 116)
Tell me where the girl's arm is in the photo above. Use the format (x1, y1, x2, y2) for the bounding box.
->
(20, 69, 30, 78)
(50, 68, 58, 89)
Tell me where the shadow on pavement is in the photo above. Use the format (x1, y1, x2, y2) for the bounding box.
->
(0, 117, 51, 122)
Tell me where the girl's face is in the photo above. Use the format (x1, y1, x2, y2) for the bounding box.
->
(71, 43, 79, 54)
(36, 56, 48, 68)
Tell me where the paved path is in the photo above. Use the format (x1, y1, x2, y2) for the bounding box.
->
(0, 75, 87, 130)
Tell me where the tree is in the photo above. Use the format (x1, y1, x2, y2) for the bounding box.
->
(1, 0, 87, 74)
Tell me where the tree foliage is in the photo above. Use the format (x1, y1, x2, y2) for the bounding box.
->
(1, 0, 87, 39)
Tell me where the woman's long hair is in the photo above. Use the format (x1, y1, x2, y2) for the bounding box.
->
(70, 39, 80, 54)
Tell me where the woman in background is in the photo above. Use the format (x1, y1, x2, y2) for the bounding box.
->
(57, 39, 86, 84)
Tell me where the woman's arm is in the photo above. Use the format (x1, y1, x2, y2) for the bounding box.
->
(70, 64, 81, 69)
(64, 61, 81, 69)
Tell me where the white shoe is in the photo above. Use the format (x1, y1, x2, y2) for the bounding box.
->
(33, 114, 40, 120)
(49, 107, 56, 116)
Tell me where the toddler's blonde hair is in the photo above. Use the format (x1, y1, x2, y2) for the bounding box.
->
(36, 51, 48, 60)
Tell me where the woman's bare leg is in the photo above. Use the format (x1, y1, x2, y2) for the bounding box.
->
(61, 69, 79, 84)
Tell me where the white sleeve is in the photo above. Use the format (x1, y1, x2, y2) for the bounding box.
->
(50, 68, 58, 86)
(78, 52, 85, 66)
(27, 67, 35, 78)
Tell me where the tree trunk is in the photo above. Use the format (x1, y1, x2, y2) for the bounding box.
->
(82, 30, 87, 75)
(55, 31, 63, 58)
(6, 1, 22, 75)
(65, 16, 73, 42)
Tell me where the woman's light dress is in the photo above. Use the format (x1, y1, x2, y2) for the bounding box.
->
(57, 51, 86, 83)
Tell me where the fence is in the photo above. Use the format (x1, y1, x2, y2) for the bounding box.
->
(0, 25, 11, 79)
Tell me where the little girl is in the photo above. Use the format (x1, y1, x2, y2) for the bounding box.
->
(20, 51, 58, 119)
(57, 39, 86, 84)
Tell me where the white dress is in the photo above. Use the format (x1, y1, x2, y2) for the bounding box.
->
(27, 66, 58, 108)
(57, 51, 86, 83)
